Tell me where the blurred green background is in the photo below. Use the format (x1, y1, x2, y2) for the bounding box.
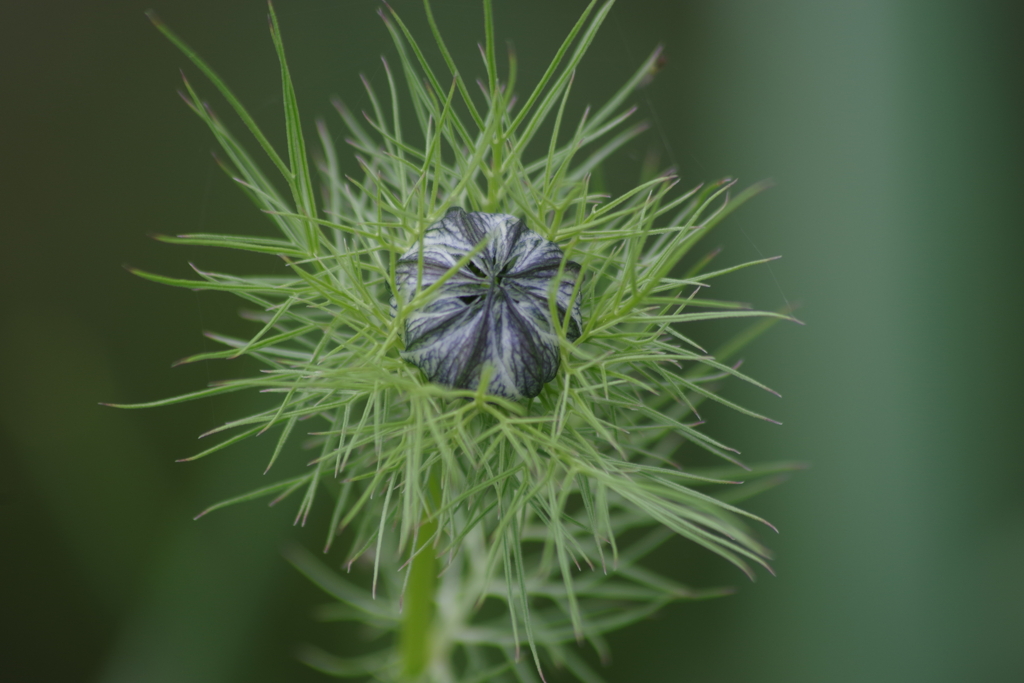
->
(3, 1, 1022, 681)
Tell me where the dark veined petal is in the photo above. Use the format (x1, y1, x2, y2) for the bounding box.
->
(394, 207, 582, 399)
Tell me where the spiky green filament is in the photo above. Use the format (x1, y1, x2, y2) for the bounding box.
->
(129, 1, 799, 681)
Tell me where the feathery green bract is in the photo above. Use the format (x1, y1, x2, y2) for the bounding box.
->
(134, 1, 798, 680)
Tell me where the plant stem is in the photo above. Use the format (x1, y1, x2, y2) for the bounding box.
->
(486, 114, 504, 211)
(399, 471, 441, 680)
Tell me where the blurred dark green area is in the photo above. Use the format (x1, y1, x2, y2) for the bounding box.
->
(2, 0, 1022, 681)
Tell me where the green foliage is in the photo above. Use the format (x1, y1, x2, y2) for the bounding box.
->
(126, 1, 799, 680)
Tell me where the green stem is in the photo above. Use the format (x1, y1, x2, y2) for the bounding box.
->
(399, 472, 441, 681)
(486, 110, 504, 212)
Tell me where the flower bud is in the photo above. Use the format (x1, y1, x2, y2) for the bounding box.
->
(395, 207, 582, 399)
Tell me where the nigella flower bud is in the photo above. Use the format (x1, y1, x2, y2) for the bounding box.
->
(395, 207, 582, 399)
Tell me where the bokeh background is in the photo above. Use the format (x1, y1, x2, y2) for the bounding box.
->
(3, 1, 1022, 681)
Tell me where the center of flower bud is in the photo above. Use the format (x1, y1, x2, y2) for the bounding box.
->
(394, 207, 583, 400)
